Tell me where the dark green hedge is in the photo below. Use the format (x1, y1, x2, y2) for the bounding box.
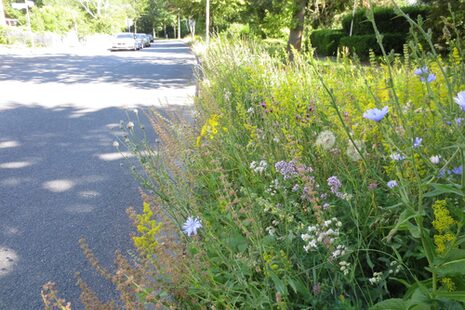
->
(339, 33, 405, 57)
(341, 6, 431, 36)
(310, 29, 344, 56)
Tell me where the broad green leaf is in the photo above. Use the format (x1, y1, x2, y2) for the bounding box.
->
(369, 298, 406, 310)
(407, 288, 431, 309)
(435, 291, 465, 303)
(434, 249, 465, 277)
(424, 184, 464, 198)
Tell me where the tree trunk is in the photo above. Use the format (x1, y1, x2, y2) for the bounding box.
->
(287, 0, 308, 62)
(0, 0, 6, 26)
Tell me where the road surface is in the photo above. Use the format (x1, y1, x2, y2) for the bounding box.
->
(0, 40, 196, 309)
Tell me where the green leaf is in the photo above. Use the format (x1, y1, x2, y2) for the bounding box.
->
(435, 291, 465, 303)
(407, 288, 431, 309)
(369, 298, 406, 310)
(424, 184, 464, 198)
(434, 249, 465, 277)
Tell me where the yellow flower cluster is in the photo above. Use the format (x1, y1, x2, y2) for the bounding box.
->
(432, 200, 457, 254)
(133, 202, 162, 255)
(441, 277, 456, 292)
(196, 114, 227, 147)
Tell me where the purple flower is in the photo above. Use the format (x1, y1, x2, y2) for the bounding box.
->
(275, 160, 298, 179)
(327, 176, 342, 194)
(454, 91, 465, 111)
(414, 67, 436, 83)
(182, 216, 202, 236)
(413, 137, 422, 148)
(455, 118, 465, 125)
(387, 180, 398, 188)
(363, 106, 389, 122)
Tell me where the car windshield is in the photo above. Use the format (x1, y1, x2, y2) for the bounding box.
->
(136, 34, 145, 38)
(116, 34, 134, 39)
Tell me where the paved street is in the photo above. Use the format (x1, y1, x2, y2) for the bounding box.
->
(0, 40, 196, 309)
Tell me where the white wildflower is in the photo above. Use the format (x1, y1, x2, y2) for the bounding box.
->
(182, 216, 202, 236)
(430, 155, 441, 164)
(369, 272, 383, 285)
(315, 130, 336, 150)
(127, 121, 135, 129)
(339, 261, 351, 276)
(112, 141, 120, 148)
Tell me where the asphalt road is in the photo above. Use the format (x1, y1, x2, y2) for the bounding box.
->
(0, 40, 196, 309)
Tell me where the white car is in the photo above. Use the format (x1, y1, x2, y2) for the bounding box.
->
(110, 33, 141, 51)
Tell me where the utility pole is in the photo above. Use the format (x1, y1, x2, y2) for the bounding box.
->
(177, 14, 181, 39)
(0, 0, 6, 26)
(25, 0, 34, 48)
(205, 0, 210, 46)
(12, 1, 34, 48)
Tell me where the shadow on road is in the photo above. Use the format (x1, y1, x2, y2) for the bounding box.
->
(0, 41, 195, 90)
(0, 103, 191, 309)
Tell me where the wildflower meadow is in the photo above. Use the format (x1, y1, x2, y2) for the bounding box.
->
(119, 7, 465, 309)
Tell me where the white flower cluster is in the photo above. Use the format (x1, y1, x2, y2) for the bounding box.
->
(369, 272, 383, 285)
(339, 261, 350, 276)
(250, 160, 268, 174)
(388, 261, 402, 275)
(265, 178, 280, 196)
(331, 244, 347, 259)
(301, 218, 342, 252)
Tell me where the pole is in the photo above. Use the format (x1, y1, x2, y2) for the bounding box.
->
(349, 0, 358, 37)
(25, 1, 34, 48)
(205, 0, 210, 46)
(177, 14, 181, 39)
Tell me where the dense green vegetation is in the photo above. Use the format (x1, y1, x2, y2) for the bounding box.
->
(105, 6, 465, 308)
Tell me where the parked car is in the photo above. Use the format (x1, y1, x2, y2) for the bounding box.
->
(147, 34, 154, 43)
(136, 33, 151, 48)
(110, 33, 141, 51)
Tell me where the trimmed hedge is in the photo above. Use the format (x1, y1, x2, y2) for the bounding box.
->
(310, 29, 344, 56)
(341, 6, 431, 36)
(339, 33, 405, 57)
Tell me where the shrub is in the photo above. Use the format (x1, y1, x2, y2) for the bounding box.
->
(341, 6, 431, 35)
(0, 26, 9, 45)
(310, 29, 344, 56)
(339, 33, 405, 57)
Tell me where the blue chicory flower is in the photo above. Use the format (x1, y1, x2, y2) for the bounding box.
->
(451, 166, 463, 175)
(182, 216, 202, 236)
(390, 153, 406, 161)
(387, 180, 398, 188)
(413, 137, 422, 148)
(455, 118, 465, 125)
(454, 91, 465, 111)
(363, 106, 389, 122)
(414, 67, 436, 83)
